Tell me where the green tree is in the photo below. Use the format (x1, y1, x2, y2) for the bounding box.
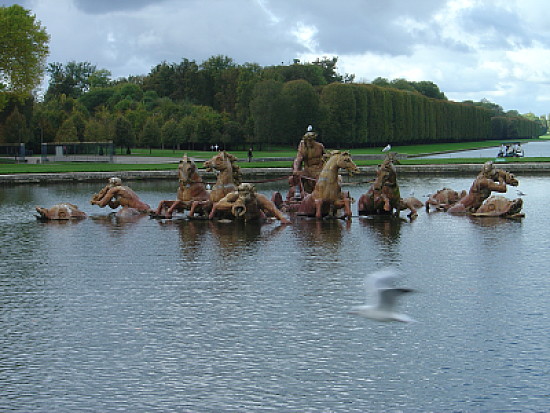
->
(45, 61, 110, 101)
(319, 83, 356, 147)
(0, 5, 49, 106)
(114, 115, 135, 154)
(250, 79, 284, 148)
(140, 117, 161, 152)
(162, 119, 180, 151)
(2, 106, 31, 144)
(280, 80, 319, 144)
(55, 117, 78, 143)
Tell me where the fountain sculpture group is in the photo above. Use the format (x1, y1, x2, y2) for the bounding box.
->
(35, 127, 525, 222)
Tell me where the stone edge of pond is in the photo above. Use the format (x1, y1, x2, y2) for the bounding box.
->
(2, 163, 550, 185)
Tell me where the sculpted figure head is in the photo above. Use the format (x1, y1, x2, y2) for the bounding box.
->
(109, 177, 122, 187)
(237, 183, 256, 201)
(303, 130, 318, 148)
(480, 161, 498, 180)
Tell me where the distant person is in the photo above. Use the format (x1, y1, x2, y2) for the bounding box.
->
(248, 147, 253, 162)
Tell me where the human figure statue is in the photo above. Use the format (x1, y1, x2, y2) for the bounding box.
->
(209, 183, 291, 224)
(91, 177, 151, 215)
(291, 125, 325, 195)
(447, 161, 517, 214)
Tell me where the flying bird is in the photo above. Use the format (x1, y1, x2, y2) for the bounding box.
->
(350, 267, 416, 322)
(516, 190, 526, 196)
(382, 144, 392, 152)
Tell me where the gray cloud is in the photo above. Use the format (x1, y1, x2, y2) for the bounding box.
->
(2, 0, 550, 114)
(72, 0, 171, 14)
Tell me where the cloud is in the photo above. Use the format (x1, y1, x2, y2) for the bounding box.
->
(72, 0, 170, 14)
(3, 0, 550, 114)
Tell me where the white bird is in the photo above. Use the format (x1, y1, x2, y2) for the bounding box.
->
(382, 144, 392, 152)
(350, 267, 416, 322)
(307, 125, 313, 132)
(516, 190, 526, 196)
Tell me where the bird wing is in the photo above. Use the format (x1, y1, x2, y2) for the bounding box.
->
(378, 288, 414, 311)
(364, 267, 400, 306)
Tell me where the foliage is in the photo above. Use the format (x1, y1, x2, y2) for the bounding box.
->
(2, 106, 32, 144)
(45, 61, 111, 101)
(0, 5, 49, 105)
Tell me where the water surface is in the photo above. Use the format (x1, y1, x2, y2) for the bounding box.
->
(1, 176, 549, 412)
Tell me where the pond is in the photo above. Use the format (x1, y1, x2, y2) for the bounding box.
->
(1, 174, 549, 412)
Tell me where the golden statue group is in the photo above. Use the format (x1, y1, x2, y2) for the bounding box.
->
(35, 126, 525, 222)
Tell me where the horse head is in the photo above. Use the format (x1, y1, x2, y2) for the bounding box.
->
(204, 151, 242, 185)
(178, 154, 199, 184)
(373, 159, 397, 191)
(336, 151, 360, 176)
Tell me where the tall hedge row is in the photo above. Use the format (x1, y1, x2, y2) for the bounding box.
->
(312, 83, 541, 147)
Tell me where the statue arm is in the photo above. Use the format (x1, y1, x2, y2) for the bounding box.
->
(90, 185, 110, 203)
(91, 187, 118, 208)
(210, 192, 239, 216)
(478, 177, 507, 193)
(293, 143, 305, 173)
(257, 194, 290, 224)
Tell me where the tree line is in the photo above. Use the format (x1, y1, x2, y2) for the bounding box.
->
(0, 5, 545, 154)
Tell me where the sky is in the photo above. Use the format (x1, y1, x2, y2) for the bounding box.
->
(3, 0, 550, 115)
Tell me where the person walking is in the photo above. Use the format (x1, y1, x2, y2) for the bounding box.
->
(248, 147, 253, 162)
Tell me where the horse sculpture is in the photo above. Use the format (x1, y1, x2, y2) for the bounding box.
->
(189, 150, 242, 218)
(154, 154, 210, 218)
(357, 153, 420, 218)
(296, 150, 359, 219)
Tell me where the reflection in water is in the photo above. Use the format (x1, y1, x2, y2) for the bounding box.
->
(358, 216, 404, 267)
(291, 217, 350, 254)
(0, 179, 548, 412)
(358, 215, 403, 244)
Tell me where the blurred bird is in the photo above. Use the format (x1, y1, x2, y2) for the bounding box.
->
(307, 125, 313, 132)
(516, 190, 526, 196)
(350, 267, 416, 323)
(382, 144, 392, 152)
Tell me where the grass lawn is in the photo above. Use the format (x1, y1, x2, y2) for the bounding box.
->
(1, 138, 548, 174)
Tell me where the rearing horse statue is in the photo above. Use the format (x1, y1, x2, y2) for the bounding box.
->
(189, 150, 242, 217)
(154, 154, 210, 218)
(357, 153, 420, 218)
(297, 150, 359, 219)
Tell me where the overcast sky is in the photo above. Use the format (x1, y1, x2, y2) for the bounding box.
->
(4, 0, 550, 115)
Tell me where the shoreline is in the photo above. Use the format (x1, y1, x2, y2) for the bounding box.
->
(2, 162, 550, 185)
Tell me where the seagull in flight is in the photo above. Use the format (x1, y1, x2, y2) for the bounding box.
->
(382, 144, 392, 152)
(350, 267, 416, 323)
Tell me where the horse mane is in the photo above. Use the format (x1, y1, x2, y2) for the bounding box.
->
(323, 150, 350, 163)
(219, 151, 242, 185)
(224, 151, 242, 185)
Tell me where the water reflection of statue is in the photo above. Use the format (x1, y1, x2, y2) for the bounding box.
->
(91, 177, 152, 216)
(293, 219, 350, 257)
(359, 216, 403, 246)
(448, 161, 518, 214)
(291, 126, 326, 195)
